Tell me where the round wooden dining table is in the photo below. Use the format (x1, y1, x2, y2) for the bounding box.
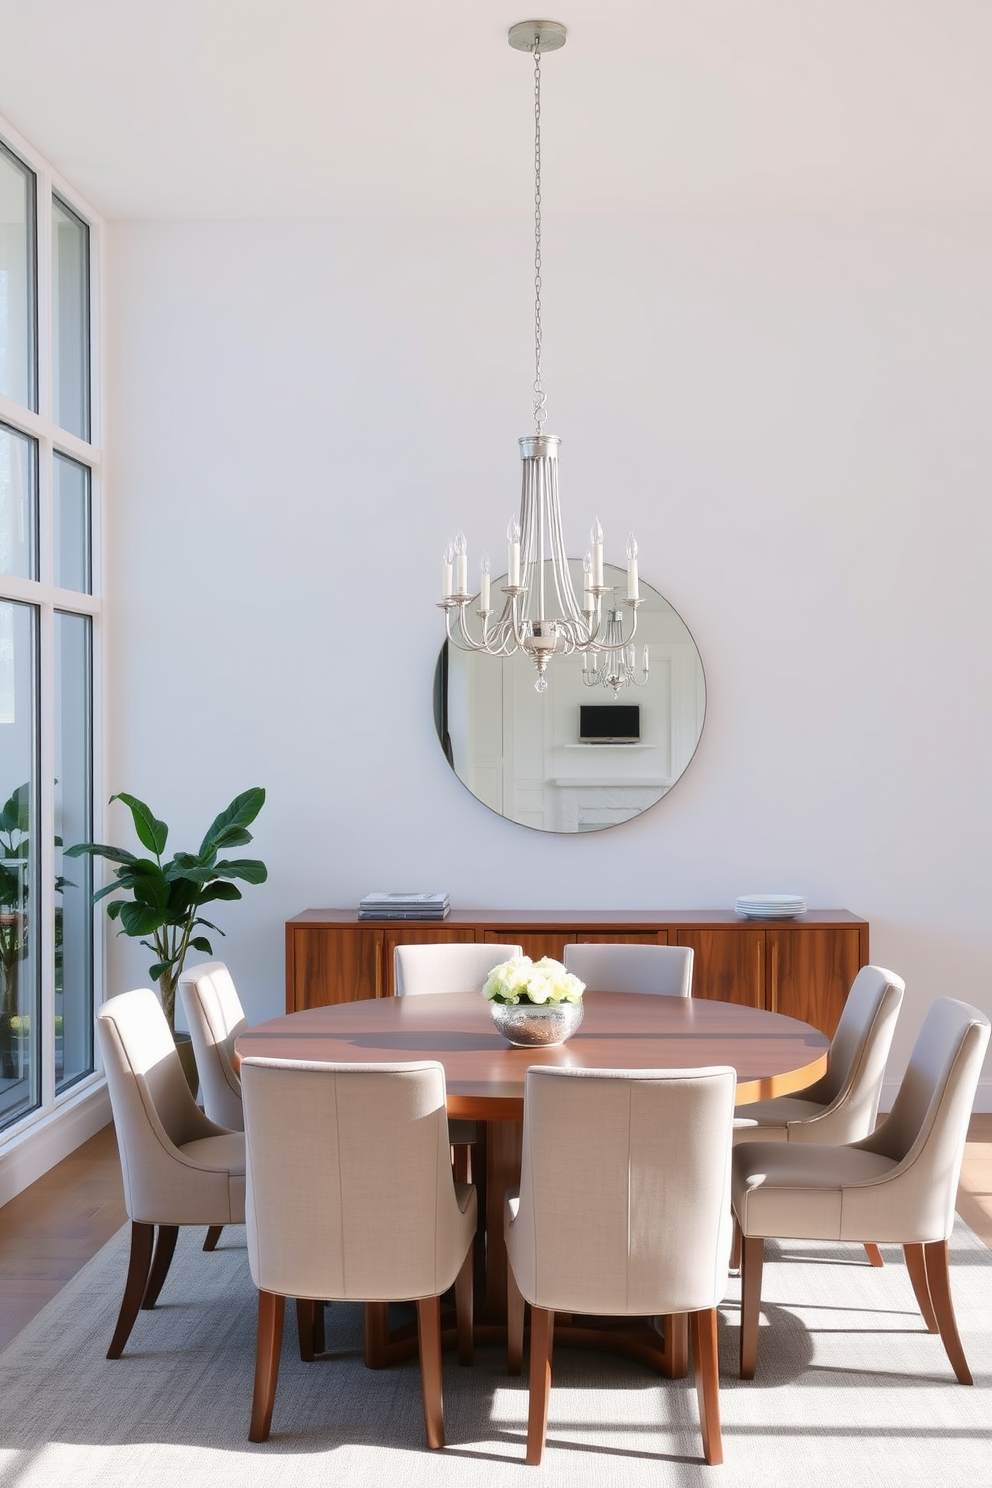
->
(237, 991, 829, 1373)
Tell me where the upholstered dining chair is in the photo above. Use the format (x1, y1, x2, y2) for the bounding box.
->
(733, 996, 990, 1384)
(563, 942, 693, 997)
(179, 960, 247, 1131)
(505, 1063, 737, 1466)
(732, 964, 905, 1268)
(241, 1057, 477, 1446)
(394, 941, 523, 1181)
(96, 988, 246, 1360)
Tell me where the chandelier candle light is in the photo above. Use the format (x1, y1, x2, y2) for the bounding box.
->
(438, 20, 649, 694)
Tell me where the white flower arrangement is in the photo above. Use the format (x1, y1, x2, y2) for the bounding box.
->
(482, 955, 585, 1007)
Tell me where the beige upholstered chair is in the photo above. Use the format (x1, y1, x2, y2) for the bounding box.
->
(241, 1056, 477, 1446)
(179, 960, 247, 1131)
(393, 941, 524, 997)
(96, 988, 246, 1359)
(563, 942, 693, 997)
(505, 1064, 737, 1466)
(394, 941, 523, 1177)
(733, 997, 990, 1384)
(733, 963, 905, 1268)
(733, 965, 904, 1146)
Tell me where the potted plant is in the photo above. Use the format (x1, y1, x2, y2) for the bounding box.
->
(482, 954, 585, 1047)
(66, 787, 267, 1047)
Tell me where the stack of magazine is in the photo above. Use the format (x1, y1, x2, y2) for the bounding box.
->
(358, 892, 450, 921)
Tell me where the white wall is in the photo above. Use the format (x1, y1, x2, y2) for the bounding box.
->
(104, 211, 992, 1104)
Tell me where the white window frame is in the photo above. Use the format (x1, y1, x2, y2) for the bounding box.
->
(0, 107, 106, 1192)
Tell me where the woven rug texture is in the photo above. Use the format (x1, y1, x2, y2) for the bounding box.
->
(0, 1219, 988, 1487)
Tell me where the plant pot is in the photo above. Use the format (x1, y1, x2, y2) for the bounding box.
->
(490, 999, 584, 1047)
(174, 1030, 199, 1098)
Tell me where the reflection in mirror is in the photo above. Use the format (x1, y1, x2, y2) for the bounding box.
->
(434, 562, 706, 834)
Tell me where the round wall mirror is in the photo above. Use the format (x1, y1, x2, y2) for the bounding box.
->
(433, 562, 706, 833)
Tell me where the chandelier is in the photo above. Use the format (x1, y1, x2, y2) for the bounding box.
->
(438, 20, 648, 694)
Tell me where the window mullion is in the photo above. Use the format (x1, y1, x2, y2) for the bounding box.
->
(37, 601, 56, 1109)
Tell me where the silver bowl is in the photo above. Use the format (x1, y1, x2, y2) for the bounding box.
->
(489, 999, 584, 1047)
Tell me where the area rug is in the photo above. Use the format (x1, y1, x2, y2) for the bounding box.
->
(0, 1220, 988, 1487)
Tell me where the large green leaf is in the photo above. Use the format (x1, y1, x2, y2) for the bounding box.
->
(197, 882, 242, 904)
(110, 793, 169, 857)
(212, 857, 268, 885)
(163, 859, 217, 886)
(198, 788, 265, 858)
(64, 842, 138, 866)
(116, 900, 168, 937)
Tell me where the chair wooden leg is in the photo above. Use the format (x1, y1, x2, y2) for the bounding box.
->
(690, 1307, 724, 1467)
(296, 1298, 318, 1361)
(250, 1290, 285, 1442)
(864, 1243, 884, 1267)
(730, 1218, 742, 1272)
(904, 1242, 938, 1332)
(416, 1295, 445, 1450)
(364, 1302, 390, 1368)
(203, 1225, 223, 1252)
(923, 1240, 973, 1385)
(661, 1313, 689, 1378)
(739, 1235, 764, 1379)
(141, 1224, 180, 1309)
(525, 1305, 554, 1466)
(454, 1245, 474, 1366)
(313, 1300, 326, 1355)
(506, 1260, 526, 1376)
(107, 1221, 155, 1359)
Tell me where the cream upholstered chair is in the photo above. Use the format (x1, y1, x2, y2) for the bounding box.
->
(733, 965, 904, 1146)
(505, 1064, 737, 1466)
(241, 1056, 477, 1446)
(393, 941, 524, 997)
(179, 960, 246, 1131)
(563, 942, 693, 997)
(96, 988, 246, 1359)
(733, 997, 990, 1384)
(394, 941, 523, 1178)
(733, 964, 905, 1268)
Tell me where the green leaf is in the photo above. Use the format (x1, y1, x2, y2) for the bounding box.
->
(92, 882, 125, 905)
(117, 901, 168, 938)
(64, 842, 138, 866)
(189, 936, 213, 953)
(162, 861, 216, 886)
(212, 857, 268, 885)
(110, 793, 169, 857)
(107, 900, 124, 921)
(197, 882, 242, 905)
(198, 788, 265, 858)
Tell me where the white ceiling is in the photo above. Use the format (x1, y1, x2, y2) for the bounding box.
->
(0, 0, 990, 220)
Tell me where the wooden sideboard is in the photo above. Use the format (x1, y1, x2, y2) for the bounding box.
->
(285, 909, 869, 1037)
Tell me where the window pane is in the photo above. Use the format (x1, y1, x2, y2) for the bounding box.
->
(54, 612, 92, 1091)
(0, 601, 40, 1127)
(52, 197, 90, 440)
(0, 141, 37, 412)
(0, 422, 37, 579)
(53, 453, 91, 593)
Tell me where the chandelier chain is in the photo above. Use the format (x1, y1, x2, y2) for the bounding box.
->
(533, 39, 547, 432)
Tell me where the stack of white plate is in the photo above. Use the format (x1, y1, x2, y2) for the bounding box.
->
(734, 894, 807, 920)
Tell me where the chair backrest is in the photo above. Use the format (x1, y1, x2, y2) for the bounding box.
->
(510, 1064, 736, 1316)
(96, 988, 228, 1222)
(563, 943, 693, 997)
(854, 997, 990, 1239)
(241, 1058, 469, 1302)
(393, 942, 524, 996)
(179, 960, 247, 1130)
(797, 963, 905, 1121)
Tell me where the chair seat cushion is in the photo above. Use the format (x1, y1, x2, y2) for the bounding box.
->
(733, 1141, 895, 1240)
(732, 1096, 827, 1142)
(180, 1132, 246, 1175)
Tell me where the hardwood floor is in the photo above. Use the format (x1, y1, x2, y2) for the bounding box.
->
(0, 1116, 990, 1353)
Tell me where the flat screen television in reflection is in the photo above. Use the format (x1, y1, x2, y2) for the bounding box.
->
(579, 704, 640, 744)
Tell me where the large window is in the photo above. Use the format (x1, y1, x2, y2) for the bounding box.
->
(0, 117, 100, 1134)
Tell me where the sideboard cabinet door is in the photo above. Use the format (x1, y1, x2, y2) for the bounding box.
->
(676, 929, 765, 1009)
(767, 926, 864, 1037)
(287, 926, 381, 1009)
